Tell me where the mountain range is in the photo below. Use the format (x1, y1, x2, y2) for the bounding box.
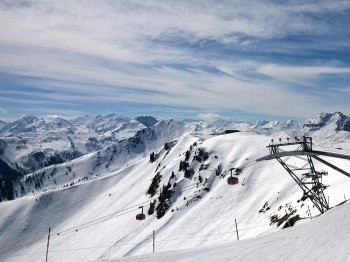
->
(0, 112, 349, 261)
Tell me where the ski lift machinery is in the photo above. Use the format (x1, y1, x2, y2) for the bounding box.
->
(256, 136, 350, 214)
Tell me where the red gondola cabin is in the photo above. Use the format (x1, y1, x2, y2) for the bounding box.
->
(136, 206, 146, 220)
(136, 213, 146, 220)
(227, 176, 239, 185)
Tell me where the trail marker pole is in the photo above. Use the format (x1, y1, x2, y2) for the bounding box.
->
(308, 206, 312, 220)
(46, 227, 51, 262)
(153, 230, 155, 253)
(235, 219, 239, 240)
(345, 194, 347, 202)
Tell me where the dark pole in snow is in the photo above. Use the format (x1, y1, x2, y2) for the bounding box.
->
(46, 227, 51, 262)
(345, 194, 347, 202)
(153, 230, 155, 253)
(235, 219, 239, 240)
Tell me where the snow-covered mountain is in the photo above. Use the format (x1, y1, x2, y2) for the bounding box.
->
(13, 119, 192, 197)
(0, 114, 159, 175)
(0, 120, 6, 130)
(199, 118, 302, 136)
(134, 116, 158, 127)
(0, 112, 350, 261)
(0, 114, 148, 137)
(302, 112, 350, 136)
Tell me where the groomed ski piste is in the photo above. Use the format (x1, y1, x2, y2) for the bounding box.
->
(1, 113, 350, 261)
(109, 201, 350, 262)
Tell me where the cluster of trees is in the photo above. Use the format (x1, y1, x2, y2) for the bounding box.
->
(147, 143, 213, 219)
(147, 172, 162, 197)
(146, 174, 174, 219)
(193, 148, 209, 163)
(149, 152, 156, 163)
(0, 159, 23, 201)
(25, 150, 82, 172)
(0, 139, 7, 155)
(155, 183, 173, 219)
(179, 160, 194, 178)
(148, 200, 156, 215)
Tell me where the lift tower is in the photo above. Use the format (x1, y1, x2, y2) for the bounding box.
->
(256, 137, 350, 214)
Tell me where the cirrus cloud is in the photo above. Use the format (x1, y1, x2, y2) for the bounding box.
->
(0, 0, 349, 120)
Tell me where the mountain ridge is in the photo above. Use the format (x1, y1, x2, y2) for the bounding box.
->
(0, 111, 349, 191)
(0, 112, 350, 261)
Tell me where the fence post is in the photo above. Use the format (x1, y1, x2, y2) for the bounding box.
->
(235, 219, 239, 240)
(308, 205, 312, 220)
(46, 227, 51, 262)
(153, 230, 155, 253)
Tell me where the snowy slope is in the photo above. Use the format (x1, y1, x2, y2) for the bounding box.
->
(0, 112, 350, 262)
(111, 201, 350, 262)
(1, 128, 350, 261)
(12, 119, 192, 196)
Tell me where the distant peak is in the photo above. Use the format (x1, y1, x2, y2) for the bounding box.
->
(21, 115, 38, 122)
(318, 112, 344, 119)
(135, 116, 158, 127)
(105, 113, 120, 118)
(303, 112, 350, 132)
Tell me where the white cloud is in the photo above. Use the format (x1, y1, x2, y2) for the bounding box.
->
(0, 0, 349, 119)
(1, 0, 348, 64)
(198, 113, 224, 123)
(258, 64, 350, 81)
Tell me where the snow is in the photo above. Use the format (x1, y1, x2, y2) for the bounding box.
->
(0, 114, 151, 172)
(110, 202, 350, 262)
(0, 120, 6, 130)
(0, 112, 350, 262)
(303, 112, 350, 137)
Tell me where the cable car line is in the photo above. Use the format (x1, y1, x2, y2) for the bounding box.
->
(0, 140, 283, 258)
(0, 237, 47, 256)
(55, 203, 152, 236)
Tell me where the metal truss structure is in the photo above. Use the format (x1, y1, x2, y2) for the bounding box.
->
(256, 137, 350, 214)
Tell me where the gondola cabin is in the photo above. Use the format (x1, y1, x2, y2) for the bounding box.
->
(136, 213, 146, 220)
(136, 206, 146, 220)
(227, 176, 239, 185)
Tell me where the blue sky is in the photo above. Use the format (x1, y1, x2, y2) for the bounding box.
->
(0, 0, 349, 122)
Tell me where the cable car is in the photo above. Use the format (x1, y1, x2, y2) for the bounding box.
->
(227, 176, 239, 185)
(136, 214, 145, 220)
(136, 206, 146, 220)
(227, 170, 239, 185)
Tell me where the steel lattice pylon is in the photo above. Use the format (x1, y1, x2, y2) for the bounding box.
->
(257, 137, 350, 214)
